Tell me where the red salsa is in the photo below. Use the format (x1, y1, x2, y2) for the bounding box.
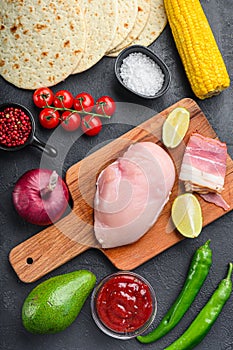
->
(0, 107, 32, 147)
(96, 273, 154, 333)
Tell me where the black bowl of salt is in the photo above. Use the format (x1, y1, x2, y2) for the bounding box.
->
(115, 45, 171, 99)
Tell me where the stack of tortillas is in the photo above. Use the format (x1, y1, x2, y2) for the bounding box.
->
(0, 0, 167, 90)
(106, 0, 167, 56)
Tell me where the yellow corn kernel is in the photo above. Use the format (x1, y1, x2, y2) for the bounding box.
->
(164, 0, 230, 99)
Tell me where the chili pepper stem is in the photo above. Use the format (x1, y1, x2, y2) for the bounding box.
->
(226, 262, 233, 280)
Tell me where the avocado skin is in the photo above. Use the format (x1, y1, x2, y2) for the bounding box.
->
(22, 270, 96, 334)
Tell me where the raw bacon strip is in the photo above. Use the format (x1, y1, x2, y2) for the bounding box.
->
(179, 133, 227, 194)
(200, 193, 230, 211)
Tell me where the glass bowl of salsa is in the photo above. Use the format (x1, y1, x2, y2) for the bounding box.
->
(91, 271, 157, 339)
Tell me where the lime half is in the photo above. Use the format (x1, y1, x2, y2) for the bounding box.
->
(171, 193, 203, 238)
(162, 107, 190, 148)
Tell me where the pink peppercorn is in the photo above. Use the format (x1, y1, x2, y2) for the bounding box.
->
(0, 107, 32, 148)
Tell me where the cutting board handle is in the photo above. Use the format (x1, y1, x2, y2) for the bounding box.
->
(9, 211, 98, 283)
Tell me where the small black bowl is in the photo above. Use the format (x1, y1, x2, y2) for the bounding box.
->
(0, 103, 57, 157)
(115, 45, 171, 99)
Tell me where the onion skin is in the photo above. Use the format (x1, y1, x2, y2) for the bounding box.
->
(12, 169, 69, 226)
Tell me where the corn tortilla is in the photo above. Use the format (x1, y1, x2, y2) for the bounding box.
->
(108, 0, 151, 57)
(0, 0, 86, 89)
(73, 0, 118, 74)
(132, 0, 167, 47)
(106, 0, 138, 54)
(108, 0, 167, 57)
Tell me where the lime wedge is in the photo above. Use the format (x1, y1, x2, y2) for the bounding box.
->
(162, 107, 190, 148)
(171, 193, 203, 238)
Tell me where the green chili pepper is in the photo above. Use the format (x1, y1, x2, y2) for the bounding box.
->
(164, 262, 233, 350)
(137, 240, 212, 344)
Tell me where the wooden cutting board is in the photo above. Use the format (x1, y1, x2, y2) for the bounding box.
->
(9, 98, 233, 283)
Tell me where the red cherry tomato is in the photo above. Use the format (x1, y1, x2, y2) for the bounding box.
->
(95, 96, 116, 116)
(39, 108, 60, 129)
(81, 115, 102, 136)
(61, 111, 81, 132)
(53, 90, 74, 109)
(33, 87, 54, 108)
(73, 92, 94, 112)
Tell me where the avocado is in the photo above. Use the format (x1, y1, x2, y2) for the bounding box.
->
(22, 270, 96, 334)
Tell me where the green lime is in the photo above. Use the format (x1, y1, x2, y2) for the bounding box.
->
(162, 107, 190, 148)
(171, 193, 203, 238)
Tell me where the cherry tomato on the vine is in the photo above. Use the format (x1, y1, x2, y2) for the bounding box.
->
(81, 115, 102, 136)
(33, 87, 54, 108)
(39, 108, 60, 129)
(53, 90, 74, 109)
(61, 111, 81, 132)
(73, 92, 94, 112)
(95, 96, 116, 116)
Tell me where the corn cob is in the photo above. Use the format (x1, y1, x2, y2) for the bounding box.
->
(164, 0, 230, 99)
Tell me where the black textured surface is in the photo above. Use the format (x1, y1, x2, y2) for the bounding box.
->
(1, 1, 233, 349)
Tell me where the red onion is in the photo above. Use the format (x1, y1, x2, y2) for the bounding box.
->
(12, 169, 69, 226)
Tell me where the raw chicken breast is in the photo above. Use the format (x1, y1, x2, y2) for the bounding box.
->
(94, 142, 175, 248)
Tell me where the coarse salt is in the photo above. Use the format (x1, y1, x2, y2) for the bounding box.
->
(120, 52, 164, 97)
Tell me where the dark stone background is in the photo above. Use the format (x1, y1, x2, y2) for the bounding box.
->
(1, 1, 233, 349)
